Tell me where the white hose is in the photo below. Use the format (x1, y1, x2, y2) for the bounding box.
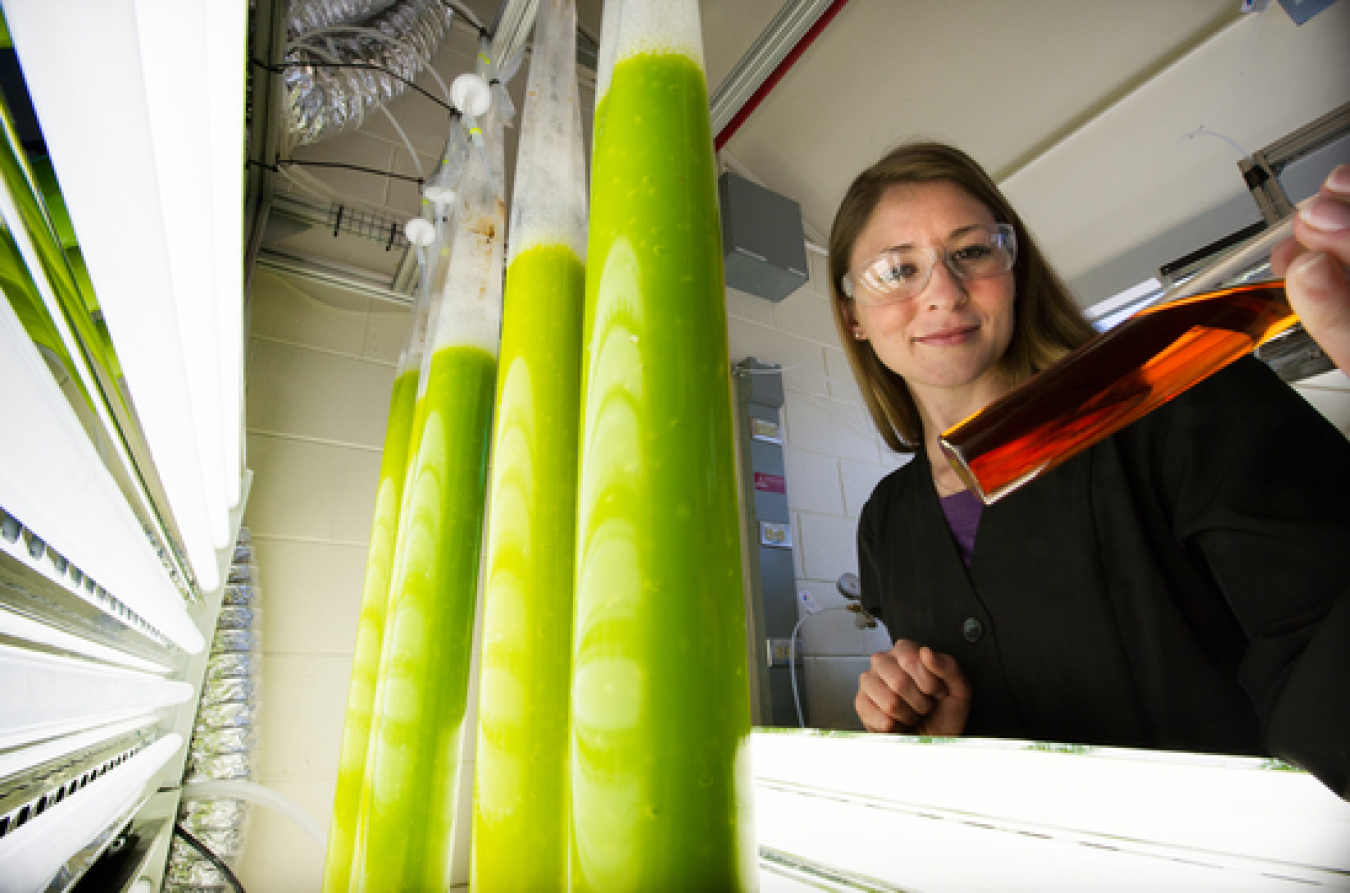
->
(181, 780, 326, 852)
(789, 607, 851, 728)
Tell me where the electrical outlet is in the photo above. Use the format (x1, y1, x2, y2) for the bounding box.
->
(767, 637, 800, 667)
(798, 591, 822, 615)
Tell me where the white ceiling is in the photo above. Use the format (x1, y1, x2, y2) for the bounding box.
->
(263, 0, 1350, 308)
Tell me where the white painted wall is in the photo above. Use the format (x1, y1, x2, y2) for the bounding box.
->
(238, 267, 404, 891)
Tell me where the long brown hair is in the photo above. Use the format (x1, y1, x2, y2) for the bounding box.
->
(828, 142, 1097, 452)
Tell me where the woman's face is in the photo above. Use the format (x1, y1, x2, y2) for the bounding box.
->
(846, 182, 1017, 411)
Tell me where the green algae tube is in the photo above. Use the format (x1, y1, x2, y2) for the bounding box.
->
(322, 281, 438, 892)
(570, 2, 757, 889)
(350, 93, 506, 892)
(470, 3, 588, 889)
(471, 245, 584, 890)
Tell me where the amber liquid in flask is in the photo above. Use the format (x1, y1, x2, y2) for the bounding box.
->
(939, 281, 1298, 504)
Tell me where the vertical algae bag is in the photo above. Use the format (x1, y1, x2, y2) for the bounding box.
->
(470, 0, 588, 888)
(348, 75, 506, 891)
(571, 0, 758, 889)
(321, 279, 433, 893)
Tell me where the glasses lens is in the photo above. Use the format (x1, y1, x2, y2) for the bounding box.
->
(853, 248, 930, 304)
(844, 225, 1015, 304)
(949, 225, 1016, 280)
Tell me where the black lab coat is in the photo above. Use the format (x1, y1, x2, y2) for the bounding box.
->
(859, 358, 1350, 797)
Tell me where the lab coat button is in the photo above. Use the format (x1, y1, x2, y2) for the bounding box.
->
(962, 616, 984, 642)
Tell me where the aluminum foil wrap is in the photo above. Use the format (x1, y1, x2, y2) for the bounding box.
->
(226, 563, 259, 586)
(166, 834, 243, 887)
(222, 583, 258, 607)
(195, 701, 258, 731)
(189, 726, 257, 758)
(288, 0, 399, 36)
(282, 0, 455, 149)
(184, 751, 256, 784)
(212, 628, 261, 654)
(199, 675, 258, 707)
(216, 605, 258, 630)
(167, 527, 262, 893)
(204, 652, 259, 682)
(233, 527, 254, 565)
(179, 798, 251, 833)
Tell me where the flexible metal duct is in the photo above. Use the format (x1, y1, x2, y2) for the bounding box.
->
(282, 0, 454, 149)
(288, 0, 400, 38)
(164, 529, 262, 892)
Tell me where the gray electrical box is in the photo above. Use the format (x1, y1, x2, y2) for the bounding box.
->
(719, 171, 809, 302)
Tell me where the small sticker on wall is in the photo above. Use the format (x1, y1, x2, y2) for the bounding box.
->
(750, 417, 782, 443)
(754, 472, 787, 495)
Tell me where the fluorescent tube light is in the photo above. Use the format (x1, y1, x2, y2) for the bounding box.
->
(0, 644, 192, 749)
(0, 284, 204, 654)
(4, 0, 251, 591)
(752, 730, 1350, 890)
(0, 733, 183, 893)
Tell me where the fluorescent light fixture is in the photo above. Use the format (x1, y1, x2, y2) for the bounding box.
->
(0, 607, 174, 675)
(0, 733, 182, 893)
(752, 730, 1350, 890)
(1086, 277, 1165, 332)
(4, 0, 251, 591)
(0, 644, 192, 749)
(0, 287, 204, 654)
(0, 714, 158, 783)
(205, 0, 249, 513)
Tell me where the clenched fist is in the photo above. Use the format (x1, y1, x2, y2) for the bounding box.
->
(855, 639, 972, 736)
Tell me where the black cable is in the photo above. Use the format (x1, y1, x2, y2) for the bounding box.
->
(252, 157, 425, 187)
(173, 823, 246, 893)
(251, 57, 455, 114)
(439, 0, 490, 39)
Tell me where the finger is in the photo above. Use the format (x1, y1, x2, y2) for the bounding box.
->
(887, 640, 946, 697)
(1286, 249, 1350, 373)
(1273, 168, 1350, 275)
(858, 668, 923, 727)
(1269, 234, 1305, 278)
(1322, 164, 1350, 200)
(1297, 194, 1350, 262)
(870, 652, 936, 716)
(855, 687, 900, 733)
(920, 647, 973, 704)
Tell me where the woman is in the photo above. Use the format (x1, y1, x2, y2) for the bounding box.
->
(831, 142, 1350, 798)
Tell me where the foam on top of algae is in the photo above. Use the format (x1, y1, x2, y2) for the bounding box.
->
(594, 1, 705, 104)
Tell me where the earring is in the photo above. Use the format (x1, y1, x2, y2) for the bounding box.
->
(852, 329, 865, 340)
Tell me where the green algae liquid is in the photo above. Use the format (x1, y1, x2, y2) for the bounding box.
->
(571, 50, 756, 891)
(322, 364, 418, 893)
(471, 244, 585, 890)
(351, 345, 496, 892)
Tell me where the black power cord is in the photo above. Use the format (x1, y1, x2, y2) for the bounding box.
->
(247, 157, 425, 187)
(173, 823, 247, 893)
(251, 57, 457, 114)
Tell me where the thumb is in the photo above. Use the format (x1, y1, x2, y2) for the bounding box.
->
(921, 647, 972, 702)
(1287, 250, 1350, 373)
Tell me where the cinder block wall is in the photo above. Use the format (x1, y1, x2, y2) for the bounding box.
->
(725, 250, 902, 732)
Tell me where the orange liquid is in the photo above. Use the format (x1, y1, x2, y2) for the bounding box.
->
(939, 282, 1297, 503)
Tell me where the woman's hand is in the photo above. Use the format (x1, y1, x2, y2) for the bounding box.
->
(855, 639, 972, 736)
(1271, 164, 1350, 373)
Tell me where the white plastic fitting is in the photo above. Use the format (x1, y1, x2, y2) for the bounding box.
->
(404, 217, 436, 247)
(450, 73, 491, 118)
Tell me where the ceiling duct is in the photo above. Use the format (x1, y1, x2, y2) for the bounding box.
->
(282, 0, 454, 150)
(287, 0, 401, 36)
